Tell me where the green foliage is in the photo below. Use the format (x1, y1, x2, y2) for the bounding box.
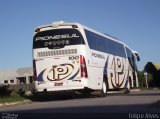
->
(0, 85, 26, 103)
(144, 62, 160, 87)
(0, 85, 12, 96)
(0, 85, 24, 96)
(0, 93, 25, 103)
(137, 71, 153, 88)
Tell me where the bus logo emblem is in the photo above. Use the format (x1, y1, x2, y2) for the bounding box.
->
(47, 64, 74, 81)
(38, 63, 80, 81)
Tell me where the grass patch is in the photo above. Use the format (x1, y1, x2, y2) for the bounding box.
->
(0, 85, 32, 104)
(0, 94, 26, 104)
(140, 87, 160, 90)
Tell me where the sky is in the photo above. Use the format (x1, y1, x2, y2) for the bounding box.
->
(0, 0, 160, 71)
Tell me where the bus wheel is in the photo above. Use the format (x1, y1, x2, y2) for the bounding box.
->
(97, 80, 107, 97)
(124, 80, 131, 94)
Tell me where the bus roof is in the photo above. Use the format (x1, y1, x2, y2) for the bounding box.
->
(35, 21, 129, 48)
(81, 23, 126, 46)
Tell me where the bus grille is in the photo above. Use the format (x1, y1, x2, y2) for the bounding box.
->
(37, 49, 77, 57)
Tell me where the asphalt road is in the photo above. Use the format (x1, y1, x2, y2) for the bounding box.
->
(0, 89, 160, 119)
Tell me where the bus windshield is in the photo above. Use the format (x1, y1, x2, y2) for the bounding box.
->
(33, 29, 85, 49)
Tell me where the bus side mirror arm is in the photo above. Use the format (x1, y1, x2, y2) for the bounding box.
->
(135, 53, 140, 61)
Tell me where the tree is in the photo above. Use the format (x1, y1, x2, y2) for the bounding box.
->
(144, 62, 160, 87)
(137, 71, 153, 88)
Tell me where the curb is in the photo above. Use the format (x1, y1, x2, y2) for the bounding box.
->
(131, 89, 141, 92)
(0, 100, 31, 107)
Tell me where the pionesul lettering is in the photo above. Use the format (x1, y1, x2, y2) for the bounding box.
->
(92, 53, 105, 59)
(36, 34, 79, 41)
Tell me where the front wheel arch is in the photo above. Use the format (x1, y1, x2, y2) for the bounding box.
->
(124, 77, 131, 94)
(97, 77, 108, 97)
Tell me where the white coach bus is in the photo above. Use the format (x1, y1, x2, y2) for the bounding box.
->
(33, 21, 140, 96)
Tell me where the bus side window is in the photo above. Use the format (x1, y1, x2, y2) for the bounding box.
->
(126, 47, 134, 68)
(85, 29, 97, 50)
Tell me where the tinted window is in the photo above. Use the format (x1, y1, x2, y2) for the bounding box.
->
(85, 29, 97, 50)
(125, 47, 134, 68)
(85, 29, 126, 58)
(33, 29, 85, 49)
(108, 40, 126, 57)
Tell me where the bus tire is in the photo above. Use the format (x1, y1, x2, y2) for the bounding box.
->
(97, 80, 107, 97)
(124, 88, 130, 94)
(124, 80, 131, 94)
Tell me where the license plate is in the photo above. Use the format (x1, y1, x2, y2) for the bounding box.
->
(54, 82, 63, 86)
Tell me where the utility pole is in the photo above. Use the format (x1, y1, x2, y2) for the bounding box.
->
(144, 72, 148, 88)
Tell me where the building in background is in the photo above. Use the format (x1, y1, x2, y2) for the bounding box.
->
(0, 67, 33, 85)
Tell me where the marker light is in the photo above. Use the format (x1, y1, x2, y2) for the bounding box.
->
(72, 25, 78, 28)
(35, 28, 40, 32)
